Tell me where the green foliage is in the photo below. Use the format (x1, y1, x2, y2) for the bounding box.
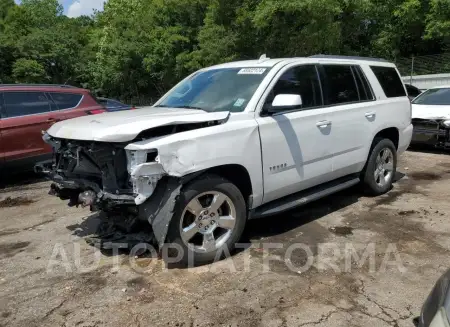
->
(0, 0, 449, 100)
(425, 0, 450, 43)
(12, 58, 47, 83)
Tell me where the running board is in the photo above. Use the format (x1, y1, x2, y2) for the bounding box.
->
(252, 176, 360, 219)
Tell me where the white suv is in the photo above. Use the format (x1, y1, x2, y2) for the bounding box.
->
(40, 55, 413, 263)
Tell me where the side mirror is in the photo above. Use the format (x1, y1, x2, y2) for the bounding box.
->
(270, 94, 303, 112)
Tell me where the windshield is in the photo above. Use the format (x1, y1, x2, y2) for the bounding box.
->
(156, 67, 270, 112)
(412, 88, 450, 105)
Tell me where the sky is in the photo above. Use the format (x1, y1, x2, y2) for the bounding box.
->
(13, 0, 105, 18)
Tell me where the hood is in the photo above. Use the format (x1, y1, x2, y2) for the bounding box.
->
(47, 107, 230, 142)
(412, 104, 450, 120)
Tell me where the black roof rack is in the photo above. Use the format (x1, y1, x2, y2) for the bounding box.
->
(0, 84, 78, 88)
(309, 54, 390, 63)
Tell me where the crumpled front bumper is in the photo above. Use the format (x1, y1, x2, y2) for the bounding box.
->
(412, 119, 450, 148)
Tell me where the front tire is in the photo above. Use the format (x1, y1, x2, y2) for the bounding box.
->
(165, 175, 247, 265)
(362, 138, 397, 195)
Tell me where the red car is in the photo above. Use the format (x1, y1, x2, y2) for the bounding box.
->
(0, 84, 105, 171)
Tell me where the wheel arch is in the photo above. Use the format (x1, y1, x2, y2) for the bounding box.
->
(183, 164, 253, 208)
(372, 127, 400, 150)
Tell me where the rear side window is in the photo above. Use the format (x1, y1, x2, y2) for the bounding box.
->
(3, 92, 51, 118)
(370, 66, 406, 98)
(49, 92, 83, 110)
(353, 66, 374, 101)
(0, 93, 4, 118)
(322, 65, 359, 105)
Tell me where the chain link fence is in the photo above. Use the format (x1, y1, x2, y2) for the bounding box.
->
(396, 52, 450, 77)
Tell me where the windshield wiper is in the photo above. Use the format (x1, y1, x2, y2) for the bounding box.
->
(173, 105, 207, 111)
(154, 104, 208, 111)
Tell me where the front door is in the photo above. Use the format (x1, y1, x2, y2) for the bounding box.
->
(256, 64, 335, 204)
(1, 91, 55, 163)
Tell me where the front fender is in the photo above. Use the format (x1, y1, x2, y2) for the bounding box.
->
(126, 114, 264, 207)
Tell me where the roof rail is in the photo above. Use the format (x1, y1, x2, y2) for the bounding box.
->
(309, 54, 390, 63)
(0, 84, 78, 88)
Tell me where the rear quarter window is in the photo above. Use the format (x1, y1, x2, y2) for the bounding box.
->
(49, 92, 83, 110)
(370, 66, 406, 98)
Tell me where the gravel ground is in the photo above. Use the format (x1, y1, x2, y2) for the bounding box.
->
(1, 149, 450, 327)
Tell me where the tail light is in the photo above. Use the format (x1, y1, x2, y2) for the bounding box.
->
(131, 106, 136, 110)
(87, 109, 106, 115)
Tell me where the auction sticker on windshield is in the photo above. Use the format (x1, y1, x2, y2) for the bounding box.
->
(238, 68, 267, 75)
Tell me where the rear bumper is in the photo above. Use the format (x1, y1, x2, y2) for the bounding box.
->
(398, 124, 413, 154)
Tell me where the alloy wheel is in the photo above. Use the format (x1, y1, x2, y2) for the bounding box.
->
(374, 148, 394, 187)
(179, 191, 237, 253)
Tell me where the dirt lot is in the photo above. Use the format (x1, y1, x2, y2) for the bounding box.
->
(1, 150, 450, 327)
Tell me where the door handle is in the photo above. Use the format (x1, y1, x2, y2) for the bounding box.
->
(316, 120, 332, 129)
(365, 112, 376, 118)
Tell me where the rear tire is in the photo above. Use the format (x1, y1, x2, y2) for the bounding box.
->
(362, 138, 397, 195)
(165, 175, 247, 265)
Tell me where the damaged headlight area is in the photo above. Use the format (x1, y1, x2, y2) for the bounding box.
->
(412, 119, 450, 148)
(126, 149, 166, 205)
(37, 134, 166, 209)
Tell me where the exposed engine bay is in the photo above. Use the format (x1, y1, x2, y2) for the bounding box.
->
(35, 108, 233, 249)
(35, 133, 193, 248)
(412, 118, 450, 148)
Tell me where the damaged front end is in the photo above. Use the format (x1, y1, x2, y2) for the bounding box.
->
(36, 133, 181, 248)
(412, 119, 450, 148)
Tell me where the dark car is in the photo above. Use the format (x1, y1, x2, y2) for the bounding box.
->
(405, 83, 422, 101)
(0, 84, 105, 171)
(97, 97, 134, 112)
(417, 268, 450, 326)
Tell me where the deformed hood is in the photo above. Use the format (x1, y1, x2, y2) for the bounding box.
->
(47, 107, 230, 142)
(412, 104, 450, 120)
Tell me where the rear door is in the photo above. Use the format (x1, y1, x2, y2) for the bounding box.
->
(0, 93, 5, 166)
(319, 64, 376, 177)
(1, 91, 54, 162)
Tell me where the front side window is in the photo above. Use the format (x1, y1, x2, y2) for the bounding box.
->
(264, 65, 322, 111)
(322, 65, 360, 105)
(412, 88, 450, 105)
(49, 92, 83, 110)
(370, 66, 406, 98)
(156, 67, 271, 113)
(3, 92, 51, 118)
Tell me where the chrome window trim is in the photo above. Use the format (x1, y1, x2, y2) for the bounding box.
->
(0, 91, 84, 120)
(49, 93, 84, 111)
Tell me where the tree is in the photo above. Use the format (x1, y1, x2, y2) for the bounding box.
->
(12, 58, 47, 83)
(425, 0, 450, 48)
(0, 0, 448, 99)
